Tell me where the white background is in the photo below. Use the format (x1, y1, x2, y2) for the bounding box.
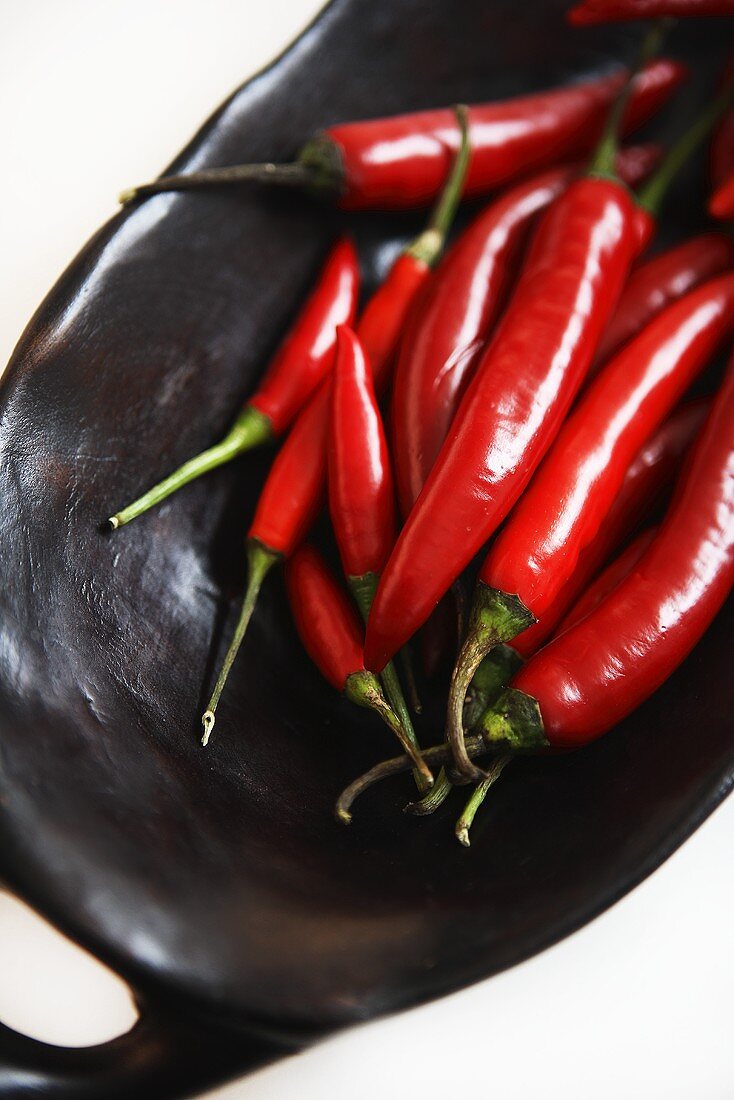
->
(1, 3, 732, 1098)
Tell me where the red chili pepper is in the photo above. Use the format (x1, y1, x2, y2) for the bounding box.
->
(391, 145, 661, 517)
(121, 61, 686, 210)
(248, 241, 360, 434)
(558, 525, 658, 633)
(709, 170, 734, 218)
(329, 327, 396, 580)
(320, 62, 678, 210)
(287, 545, 364, 691)
(568, 0, 734, 22)
(198, 119, 472, 739)
(508, 397, 709, 658)
(396, 156, 589, 680)
(328, 325, 429, 790)
(284, 545, 432, 786)
(447, 274, 734, 775)
(592, 233, 734, 369)
(479, 353, 734, 754)
(108, 237, 359, 529)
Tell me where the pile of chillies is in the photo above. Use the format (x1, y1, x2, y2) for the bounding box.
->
(109, 3, 734, 847)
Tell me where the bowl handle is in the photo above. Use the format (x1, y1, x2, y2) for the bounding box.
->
(0, 1002, 291, 1098)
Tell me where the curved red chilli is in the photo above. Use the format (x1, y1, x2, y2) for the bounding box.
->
(593, 233, 734, 369)
(249, 237, 359, 433)
(327, 61, 685, 209)
(514, 357, 734, 748)
(509, 399, 709, 658)
(391, 146, 662, 516)
(481, 274, 734, 621)
(568, 0, 734, 23)
(285, 545, 365, 691)
(395, 146, 659, 678)
(557, 526, 658, 635)
(365, 177, 646, 672)
(328, 327, 396, 578)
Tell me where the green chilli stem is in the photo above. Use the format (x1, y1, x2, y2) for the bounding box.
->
(405, 770, 454, 816)
(464, 644, 524, 730)
(406, 104, 471, 268)
(201, 539, 279, 745)
(406, 644, 523, 816)
(589, 19, 672, 180)
(119, 161, 319, 205)
(121, 135, 346, 204)
(455, 755, 511, 848)
(349, 572, 430, 794)
(336, 735, 487, 825)
(637, 76, 734, 216)
(477, 688, 548, 753)
(344, 670, 433, 789)
(447, 585, 534, 781)
(349, 571, 380, 623)
(380, 660, 431, 794)
(108, 405, 272, 529)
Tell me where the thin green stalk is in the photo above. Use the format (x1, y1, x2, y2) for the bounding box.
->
(637, 77, 734, 216)
(455, 755, 511, 848)
(406, 645, 522, 816)
(349, 572, 429, 794)
(589, 19, 672, 180)
(108, 405, 272, 529)
(336, 735, 487, 825)
(406, 104, 471, 267)
(201, 540, 279, 745)
(119, 162, 316, 205)
(446, 586, 534, 781)
(345, 671, 433, 788)
(406, 770, 454, 816)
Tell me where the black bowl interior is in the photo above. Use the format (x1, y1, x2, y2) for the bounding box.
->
(0, 0, 732, 1096)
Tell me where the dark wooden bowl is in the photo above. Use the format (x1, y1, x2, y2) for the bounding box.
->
(1, 1, 732, 1096)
